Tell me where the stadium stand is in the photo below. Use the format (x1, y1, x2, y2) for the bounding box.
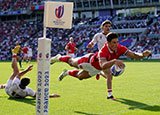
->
(0, 0, 160, 60)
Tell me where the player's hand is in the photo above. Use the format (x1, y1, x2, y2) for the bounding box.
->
(142, 50, 152, 57)
(114, 60, 124, 69)
(49, 94, 60, 98)
(87, 43, 94, 48)
(87, 43, 92, 48)
(75, 48, 78, 51)
(27, 64, 33, 71)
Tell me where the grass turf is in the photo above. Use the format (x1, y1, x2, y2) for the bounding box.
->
(0, 61, 160, 115)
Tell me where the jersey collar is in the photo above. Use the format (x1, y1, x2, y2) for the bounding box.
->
(107, 44, 114, 53)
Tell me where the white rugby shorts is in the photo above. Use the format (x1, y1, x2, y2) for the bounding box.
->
(77, 53, 101, 76)
(67, 53, 75, 58)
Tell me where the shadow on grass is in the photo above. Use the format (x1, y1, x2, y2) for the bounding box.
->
(114, 98, 160, 111)
(8, 97, 36, 106)
(74, 111, 100, 115)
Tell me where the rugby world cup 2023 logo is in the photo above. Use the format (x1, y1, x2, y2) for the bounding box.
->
(55, 5, 64, 19)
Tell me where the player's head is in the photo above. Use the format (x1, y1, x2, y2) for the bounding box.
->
(24, 44, 27, 47)
(16, 41, 19, 45)
(20, 77, 30, 88)
(101, 20, 112, 34)
(69, 37, 74, 42)
(106, 32, 119, 52)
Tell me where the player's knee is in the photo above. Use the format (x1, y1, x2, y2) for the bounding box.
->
(69, 59, 78, 68)
(68, 59, 74, 66)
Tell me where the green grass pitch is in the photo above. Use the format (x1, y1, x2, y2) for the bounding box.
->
(0, 61, 160, 115)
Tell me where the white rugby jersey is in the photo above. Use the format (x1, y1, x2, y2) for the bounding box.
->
(91, 32, 107, 50)
(7, 78, 35, 98)
(28, 48, 32, 56)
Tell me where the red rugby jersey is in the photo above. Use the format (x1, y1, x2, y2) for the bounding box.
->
(67, 42, 76, 54)
(22, 47, 28, 54)
(90, 43, 128, 70)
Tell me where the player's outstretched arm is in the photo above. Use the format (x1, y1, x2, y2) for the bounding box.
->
(16, 65, 33, 80)
(75, 47, 78, 51)
(49, 94, 60, 98)
(126, 50, 152, 59)
(32, 93, 60, 98)
(65, 45, 69, 51)
(99, 59, 124, 70)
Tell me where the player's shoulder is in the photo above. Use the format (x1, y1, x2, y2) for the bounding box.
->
(67, 42, 71, 45)
(13, 78, 20, 84)
(117, 44, 128, 54)
(118, 44, 127, 49)
(100, 43, 109, 53)
(101, 43, 108, 49)
(94, 32, 103, 37)
(16, 45, 21, 48)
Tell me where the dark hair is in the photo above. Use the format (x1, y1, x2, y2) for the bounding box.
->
(106, 32, 119, 42)
(20, 78, 30, 87)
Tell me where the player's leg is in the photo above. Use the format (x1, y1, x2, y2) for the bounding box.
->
(103, 69, 115, 100)
(76, 70, 91, 80)
(23, 55, 27, 62)
(99, 71, 107, 79)
(26, 54, 29, 63)
(28, 56, 31, 63)
(10, 56, 19, 80)
(59, 69, 91, 81)
(24, 54, 28, 63)
(17, 56, 22, 68)
(50, 54, 62, 64)
(5, 56, 19, 94)
(51, 54, 79, 68)
(95, 71, 109, 80)
(5, 47, 20, 91)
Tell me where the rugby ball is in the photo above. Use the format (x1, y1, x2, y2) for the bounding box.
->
(110, 64, 125, 77)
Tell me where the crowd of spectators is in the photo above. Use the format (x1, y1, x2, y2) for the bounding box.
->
(131, 37, 160, 54)
(117, 13, 148, 21)
(146, 21, 160, 36)
(0, 20, 41, 60)
(0, 0, 42, 12)
(73, 16, 113, 26)
(112, 21, 147, 29)
(0, 19, 101, 60)
(0, 13, 160, 60)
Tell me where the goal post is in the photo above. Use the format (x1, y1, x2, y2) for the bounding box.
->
(36, 38, 51, 115)
(36, 1, 73, 115)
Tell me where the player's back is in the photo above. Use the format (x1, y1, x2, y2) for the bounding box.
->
(7, 78, 34, 98)
(12, 45, 21, 54)
(67, 42, 75, 53)
(99, 43, 128, 61)
(22, 47, 28, 54)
